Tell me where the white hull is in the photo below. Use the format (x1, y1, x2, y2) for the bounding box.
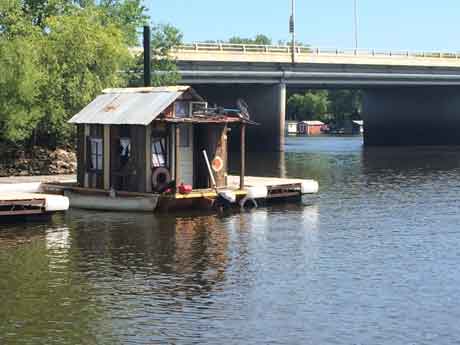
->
(64, 190, 158, 212)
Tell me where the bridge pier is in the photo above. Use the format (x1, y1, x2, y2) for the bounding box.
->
(363, 87, 460, 146)
(194, 84, 286, 152)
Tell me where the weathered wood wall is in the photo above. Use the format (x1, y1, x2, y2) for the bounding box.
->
(194, 124, 228, 188)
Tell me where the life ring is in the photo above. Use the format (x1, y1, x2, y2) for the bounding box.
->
(239, 197, 258, 209)
(211, 156, 224, 172)
(151, 167, 171, 191)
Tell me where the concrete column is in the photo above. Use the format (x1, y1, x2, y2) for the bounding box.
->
(103, 125, 110, 190)
(194, 84, 286, 152)
(363, 87, 460, 146)
(278, 83, 287, 150)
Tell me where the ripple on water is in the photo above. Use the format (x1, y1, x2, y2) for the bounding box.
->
(2, 137, 460, 344)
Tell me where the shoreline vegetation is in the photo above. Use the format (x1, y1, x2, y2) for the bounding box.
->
(1, 1, 361, 176)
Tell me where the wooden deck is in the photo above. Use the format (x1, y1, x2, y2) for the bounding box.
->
(227, 175, 310, 188)
(0, 193, 47, 216)
(0, 192, 69, 216)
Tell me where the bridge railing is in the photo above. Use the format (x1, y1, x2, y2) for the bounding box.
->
(173, 43, 460, 59)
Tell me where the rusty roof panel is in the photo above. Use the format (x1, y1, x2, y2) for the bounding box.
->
(68, 87, 191, 125)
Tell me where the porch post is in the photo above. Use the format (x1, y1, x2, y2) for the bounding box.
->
(103, 124, 111, 190)
(83, 124, 90, 188)
(145, 125, 152, 193)
(175, 124, 181, 189)
(240, 124, 246, 190)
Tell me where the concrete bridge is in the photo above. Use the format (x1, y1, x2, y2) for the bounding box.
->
(135, 43, 460, 151)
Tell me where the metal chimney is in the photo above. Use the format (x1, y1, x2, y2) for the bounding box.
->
(143, 25, 151, 87)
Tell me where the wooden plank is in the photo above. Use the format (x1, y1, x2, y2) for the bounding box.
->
(174, 124, 180, 189)
(84, 124, 90, 188)
(103, 124, 111, 190)
(0, 209, 44, 216)
(0, 199, 45, 206)
(145, 124, 152, 193)
(240, 124, 246, 190)
(266, 191, 301, 199)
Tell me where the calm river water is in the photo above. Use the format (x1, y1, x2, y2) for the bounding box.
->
(2, 136, 460, 344)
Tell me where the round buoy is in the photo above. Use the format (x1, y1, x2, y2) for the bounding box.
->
(151, 167, 171, 192)
(211, 156, 224, 172)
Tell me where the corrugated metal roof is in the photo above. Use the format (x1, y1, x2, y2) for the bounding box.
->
(68, 86, 194, 125)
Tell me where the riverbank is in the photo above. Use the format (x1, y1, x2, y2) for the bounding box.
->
(0, 146, 76, 177)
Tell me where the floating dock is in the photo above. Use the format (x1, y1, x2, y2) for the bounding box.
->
(0, 178, 71, 218)
(0, 192, 69, 217)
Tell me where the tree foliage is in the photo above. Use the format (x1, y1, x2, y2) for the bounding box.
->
(287, 90, 362, 123)
(126, 24, 183, 87)
(228, 34, 272, 45)
(0, 0, 182, 147)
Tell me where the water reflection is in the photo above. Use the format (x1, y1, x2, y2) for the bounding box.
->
(3, 137, 460, 344)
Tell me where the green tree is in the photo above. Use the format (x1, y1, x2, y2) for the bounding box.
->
(0, 0, 150, 147)
(228, 34, 272, 45)
(38, 8, 131, 145)
(0, 37, 44, 143)
(287, 91, 329, 121)
(127, 23, 183, 87)
(328, 90, 362, 121)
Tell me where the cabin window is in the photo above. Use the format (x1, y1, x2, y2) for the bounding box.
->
(191, 102, 207, 115)
(152, 137, 167, 168)
(175, 101, 190, 118)
(89, 138, 103, 171)
(119, 137, 131, 167)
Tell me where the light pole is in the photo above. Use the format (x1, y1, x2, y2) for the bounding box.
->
(353, 0, 358, 50)
(290, 0, 296, 63)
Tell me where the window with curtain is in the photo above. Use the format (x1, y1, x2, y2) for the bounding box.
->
(89, 138, 103, 171)
(152, 137, 167, 168)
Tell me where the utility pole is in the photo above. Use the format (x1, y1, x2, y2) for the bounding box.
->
(353, 0, 358, 50)
(290, 0, 296, 64)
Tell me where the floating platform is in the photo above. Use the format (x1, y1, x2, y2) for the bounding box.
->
(39, 174, 319, 213)
(0, 192, 69, 217)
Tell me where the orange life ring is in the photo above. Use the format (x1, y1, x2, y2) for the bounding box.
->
(211, 156, 224, 172)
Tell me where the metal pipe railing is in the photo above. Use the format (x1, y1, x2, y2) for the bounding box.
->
(171, 43, 460, 59)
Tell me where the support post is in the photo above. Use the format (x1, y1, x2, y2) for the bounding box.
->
(83, 124, 90, 188)
(145, 125, 152, 193)
(240, 124, 246, 190)
(103, 125, 110, 190)
(278, 83, 287, 151)
(174, 124, 181, 189)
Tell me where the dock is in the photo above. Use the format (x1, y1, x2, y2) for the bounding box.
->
(227, 175, 319, 200)
(0, 192, 69, 216)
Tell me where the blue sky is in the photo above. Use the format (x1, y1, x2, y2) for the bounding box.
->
(146, 0, 460, 52)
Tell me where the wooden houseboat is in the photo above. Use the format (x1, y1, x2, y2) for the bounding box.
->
(47, 86, 318, 212)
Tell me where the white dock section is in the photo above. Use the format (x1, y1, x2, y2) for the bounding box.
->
(227, 175, 319, 199)
(0, 177, 72, 216)
(0, 192, 69, 216)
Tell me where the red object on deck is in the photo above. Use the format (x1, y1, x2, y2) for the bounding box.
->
(178, 183, 192, 194)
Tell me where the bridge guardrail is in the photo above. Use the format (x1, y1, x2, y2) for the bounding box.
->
(173, 43, 460, 59)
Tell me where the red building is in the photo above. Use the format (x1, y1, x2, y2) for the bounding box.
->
(297, 121, 325, 136)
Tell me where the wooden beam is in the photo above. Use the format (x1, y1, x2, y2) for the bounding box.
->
(145, 125, 152, 193)
(103, 125, 110, 190)
(84, 124, 90, 188)
(175, 124, 181, 188)
(240, 124, 246, 190)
